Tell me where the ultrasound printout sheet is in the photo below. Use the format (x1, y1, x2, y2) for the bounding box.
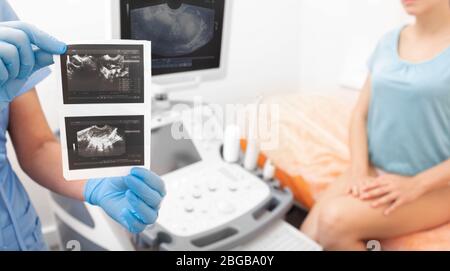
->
(55, 41, 151, 180)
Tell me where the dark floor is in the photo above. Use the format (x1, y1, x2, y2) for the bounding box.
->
(285, 204, 308, 228)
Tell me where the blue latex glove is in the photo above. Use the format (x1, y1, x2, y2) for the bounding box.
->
(84, 168, 166, 233)
(0, 21, 66, 109)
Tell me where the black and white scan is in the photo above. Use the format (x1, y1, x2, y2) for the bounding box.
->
(65, 116, 145, 170)
(125, 0, 224, 75)
(61, 45, 144, 104)
(77, 124, 126, 158)
(68, 54, 130, 81)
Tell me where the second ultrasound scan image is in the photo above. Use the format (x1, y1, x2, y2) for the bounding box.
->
(61, 44, 145, 104)
(65, 115, 145, 170)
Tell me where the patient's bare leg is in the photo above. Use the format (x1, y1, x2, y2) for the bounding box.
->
(300, 170, 351, 241)
(316, 186, 450, 250)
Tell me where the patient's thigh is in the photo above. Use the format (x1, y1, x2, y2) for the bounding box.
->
(327, 187, 450, 240)
(316, 171, 349, 202)
(317, 167, 378, 203)
(304, 167, 378, 233)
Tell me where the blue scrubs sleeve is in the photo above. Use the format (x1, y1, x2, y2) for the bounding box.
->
(0, 1, 51, 251)
(15, 67, 52, 97)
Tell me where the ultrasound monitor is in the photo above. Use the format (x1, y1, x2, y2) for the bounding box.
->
(111, 0, 230, 89)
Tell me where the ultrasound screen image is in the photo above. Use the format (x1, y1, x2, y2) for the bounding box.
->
(65, 116, 145, 170)
(131, 4, 214, 57)
(61, 45, 144, 104)
(121, 0, 225, 75)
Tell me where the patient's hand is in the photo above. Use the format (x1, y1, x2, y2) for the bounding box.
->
(346, 174, 376, 198)
(359, 174, 425, 216)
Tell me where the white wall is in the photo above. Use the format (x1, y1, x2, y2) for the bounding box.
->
(7, 0, 302, 230)
(298, 0, 411, 91)
(175, 0, 301, 103)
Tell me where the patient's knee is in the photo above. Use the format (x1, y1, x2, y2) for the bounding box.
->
(300, 212, 320, 242)
(316, 201, 355, 248)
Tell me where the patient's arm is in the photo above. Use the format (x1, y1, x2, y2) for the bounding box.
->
(346, 76, 374, 196)
(415, 159, 450, 191)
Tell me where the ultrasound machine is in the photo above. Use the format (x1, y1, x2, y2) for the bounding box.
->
(50, 0, 321, 251)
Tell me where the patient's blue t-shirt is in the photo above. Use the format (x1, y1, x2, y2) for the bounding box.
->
(367, 26, 450, 176)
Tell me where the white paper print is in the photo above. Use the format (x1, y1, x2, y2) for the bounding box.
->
(55, 40, 151, 180)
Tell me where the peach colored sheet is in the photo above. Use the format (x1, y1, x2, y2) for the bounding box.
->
(259, 90, 450, 251)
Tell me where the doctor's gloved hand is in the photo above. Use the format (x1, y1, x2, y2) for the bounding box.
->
(84, 168, 166, 233)
(0, 21, 66, 107)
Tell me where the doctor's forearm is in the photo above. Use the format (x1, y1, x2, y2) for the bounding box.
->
(23, 139, 86, 201)
(414, 159, 450, 194)
(8, 90, 87, 201)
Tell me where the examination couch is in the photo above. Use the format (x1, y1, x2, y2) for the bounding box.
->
(242, 89, 450, 251)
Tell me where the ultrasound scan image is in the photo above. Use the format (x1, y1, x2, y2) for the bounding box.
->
(67, 54, 130, 88)
(77, 125, 126, 157)
(61, 44, 144, 104)
(67, 54, 130, 82)
(65, 116, 145, 170)
(130, 4, 215, 56)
